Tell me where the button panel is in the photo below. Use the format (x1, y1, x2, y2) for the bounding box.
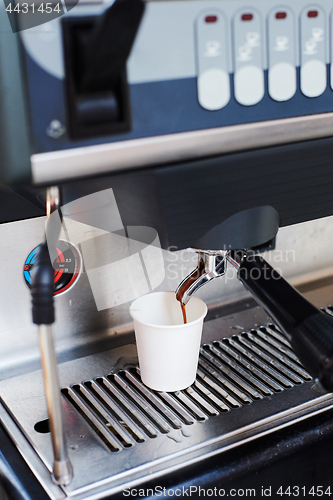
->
(196, 11, 230, 110)
(21, 0, 333, 156)
(233, 9, 264, 106)
(268, 8, 296, 102)
(195, 4, 331, 110)
(300, 6, 326, 98)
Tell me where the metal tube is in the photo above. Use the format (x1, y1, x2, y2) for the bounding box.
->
(38, 324, 73, 486)
(225, 251, 241, 271)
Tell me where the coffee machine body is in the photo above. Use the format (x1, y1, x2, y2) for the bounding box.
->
(1, 0, 333, 498)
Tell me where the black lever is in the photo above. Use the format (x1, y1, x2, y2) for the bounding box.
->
(80, 0, 145, 93)
(62, 0, 145, 138)
(237, 254, 333, 392)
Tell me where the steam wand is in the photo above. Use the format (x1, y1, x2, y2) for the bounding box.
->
(31, 187, 73, 486)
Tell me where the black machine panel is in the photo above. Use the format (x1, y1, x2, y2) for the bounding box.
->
(2, 0, 333, 235)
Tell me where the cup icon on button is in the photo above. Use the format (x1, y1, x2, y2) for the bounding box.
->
(312, 27, 324, 41)
(304, 39, 317, 55)
(274, 36, 289, 51)
(246, 31, 260, 47)
(204, 40, 221, 57)
(237, 45, 252, 61)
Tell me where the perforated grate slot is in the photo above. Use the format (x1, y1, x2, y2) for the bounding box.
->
(61, 325, 312, 452)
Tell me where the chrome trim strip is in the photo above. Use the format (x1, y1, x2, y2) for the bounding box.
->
(31, 113, 333, 184)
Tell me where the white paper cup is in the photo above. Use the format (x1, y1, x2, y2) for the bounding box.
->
(129, 291, 207, 392)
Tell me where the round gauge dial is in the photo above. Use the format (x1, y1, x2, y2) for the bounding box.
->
(23, 240, 81, 295)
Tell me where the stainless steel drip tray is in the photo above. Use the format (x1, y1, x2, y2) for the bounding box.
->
(1, 314, 333, 500)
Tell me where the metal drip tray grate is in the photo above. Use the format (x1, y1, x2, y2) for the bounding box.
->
(61, 325, 312, 455)
(1, 320, 333, 500)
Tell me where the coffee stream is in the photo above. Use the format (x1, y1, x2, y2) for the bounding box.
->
(180, 302, 187, 324)
(176, 289, 188, 324)
(176, 258, 205, 325)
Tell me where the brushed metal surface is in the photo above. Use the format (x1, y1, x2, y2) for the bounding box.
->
(1, 215, 333, 381)
(1, 313, 333, 499)
(1, 215, 333, 500)
(31, 113, 333, 184)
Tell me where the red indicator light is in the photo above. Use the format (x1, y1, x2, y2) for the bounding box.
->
(276, 12, 287, 19)
(205, 15, 217, 23)
(308, 10, 318, 17)
(242, 13, 253, 21)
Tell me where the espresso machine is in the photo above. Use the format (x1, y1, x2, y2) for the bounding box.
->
(2, 0, 333, 498)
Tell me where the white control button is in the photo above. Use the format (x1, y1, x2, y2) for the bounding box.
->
(198, 68, 230, 110)
(233, 10, 264, 106)
(300, 7, 326, 98)
(268, 8, 296, 101)
(301, 60, 327, 97)
(196, 12, 230, 111)
(234, 65, 264, 106)
(269, 63, 296, 101)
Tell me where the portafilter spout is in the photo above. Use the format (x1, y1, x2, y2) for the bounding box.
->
(176, 206, 279, 306)
(176, 250, 225, 305)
